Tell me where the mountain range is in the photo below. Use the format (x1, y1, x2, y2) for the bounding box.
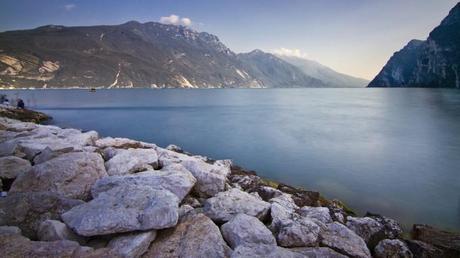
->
(369, 2, 460, 88)
(0, 21, 367, 89)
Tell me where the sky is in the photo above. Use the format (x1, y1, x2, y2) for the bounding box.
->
(0, 0, 458, 80)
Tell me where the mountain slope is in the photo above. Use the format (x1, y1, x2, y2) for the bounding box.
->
(0, 21, 262, 88)
(279, 56, 368, 88)
(369, 3, 460, 88)
(237, 50, 326, 88)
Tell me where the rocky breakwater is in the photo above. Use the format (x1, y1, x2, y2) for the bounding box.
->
(0, 113, 459, 258)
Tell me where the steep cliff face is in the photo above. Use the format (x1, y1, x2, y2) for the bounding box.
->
(0, 21, 262, 88)
(369, 3, 460, 88)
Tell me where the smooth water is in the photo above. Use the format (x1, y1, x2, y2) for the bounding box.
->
(2, 88, 460, 232)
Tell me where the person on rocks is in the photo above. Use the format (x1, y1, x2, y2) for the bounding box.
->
(17, 98, 25, 109)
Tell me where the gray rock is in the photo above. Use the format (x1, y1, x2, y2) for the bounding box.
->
(203, 188, 271, 223)
(231, 243, 305, 258)
(366, 213, 403, 239)
(270, 202, 295, 233)
(0, 156, 31, 179)
(0, 226, 22, 236)
(144, 213, 230, 258)
(158, 148, 231, 197)
(166, 144, 184, 153)
(346, 216, 385, 247)
(105, 148, 159, 175)
(299, 206, 333, 224)
(374, 239, 413, 258)
(95, 137, 156, 149)
(0, 191, 84, 239)
(320, 222, 371, 258)
(32, 146, 75, 164)
(221, 213, 276, 248)
(38, 219, 85, 243)
(10, 152, 107, 200)
(269, 193, 299, 211)
(107, 231, 156, 258)
(178, 204, 194, 218)
(290, 247, 348, 258)
(91, 164, 196, 201)
(62, 184, 179, 236)
(405, 240, 445, 258)
(59, 129, 98, 146)
(276, 216, 321, 247)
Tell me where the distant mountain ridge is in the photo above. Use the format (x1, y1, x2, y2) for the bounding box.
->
(369, 3, 460, 88)
(0, 21, 365, 88)
(278, 56, 368, 88)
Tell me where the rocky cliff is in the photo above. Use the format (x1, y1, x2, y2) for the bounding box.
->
(369, 3, 460, 88)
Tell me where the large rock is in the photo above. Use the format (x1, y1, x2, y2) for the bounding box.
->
(62, 184, 179, 236)
(91, 164, 196, 201)
(346, 216, 385, 247)
(320, 222, 371, 258)
(405, 240, 446, 258)
(158, 148, 231, 197)
(105, 148, 159, 175)
(299, 206, 332, 224)
(203, 188, 271, 223)
(276, 216, 321, 247)
(95, 137, 156, 149)
(221, 213, 276, 248)
(0, 191, 84, 239)
(10, 152, 107, 200)
(269, 192, 299, 211)
(412, 224, 460, 255)
(144, 213, 230, 258)
(231, 243, 305, 258)
(374, 239, 413, 258)
(37, 219, 85, 243)
(365, 212, 403, 239)
(33, 146, 75, 164)
(291, 247, 348, 258)
(107, 231, 156, 258)
(0, 156, 31, 179)
(270, 202, 294, 233)
(58, 129, 98, 146)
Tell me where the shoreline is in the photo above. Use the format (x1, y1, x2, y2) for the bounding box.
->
(1, 107, 459, 257)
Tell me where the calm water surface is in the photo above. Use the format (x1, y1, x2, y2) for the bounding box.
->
(2, 88, 460, 231)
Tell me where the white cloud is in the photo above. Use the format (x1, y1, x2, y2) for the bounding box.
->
(272, 48, 309, 59)
(64, 4, 76, 11)
(160, 14, 192, 27)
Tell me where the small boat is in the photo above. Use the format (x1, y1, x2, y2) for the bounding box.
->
(89, 88, 96, 92)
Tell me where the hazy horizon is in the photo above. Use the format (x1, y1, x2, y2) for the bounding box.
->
(0, 0, 458, 80)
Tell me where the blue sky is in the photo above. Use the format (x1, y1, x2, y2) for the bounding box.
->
(0, 0, 458, 79)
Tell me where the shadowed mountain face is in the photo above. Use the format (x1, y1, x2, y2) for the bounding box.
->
(237, 50, 326, 88)
(369, 3, 460, 88)
(0, 21, 262, 88)
(278, 56, 368, 88)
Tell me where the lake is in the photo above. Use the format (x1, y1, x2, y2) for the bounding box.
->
(2, 88, 460, 232)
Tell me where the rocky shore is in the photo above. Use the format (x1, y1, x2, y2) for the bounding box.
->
(0, 107, 459, 258)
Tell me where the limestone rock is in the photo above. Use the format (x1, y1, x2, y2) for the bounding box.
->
(231, 243, 305, 258)
(221, 213, 276, 248)
(374, 239, 413, 258)
(269, 193, 299, 211)
(32, 146, 75, 164)
(0, 156, 31, 179)
(62, 184, 179, 236)
(276, 216, 321, 247)
(346, 216, 385, 247)
(38, 219, 85, 243)
(10, 152, 107, 200)
(91, 164, 196, 201)
(290, 247, 348, 258)
(366, 212, 403, 239)
(269, 202, 295, 233)
(203, 188, 271, 223)
(320, 222, 371, 258)
(178, 204, 194, 218)
(0, 191, 84, 239)
(107, 231, 156, 258)
(105, 148, 159, 175)
(158, 148, 231, 197)
(0, 225, 22, 236)
(144, 213, 230, 258)
(299, 206, 332, 224)
(95, 137, 156, 149)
